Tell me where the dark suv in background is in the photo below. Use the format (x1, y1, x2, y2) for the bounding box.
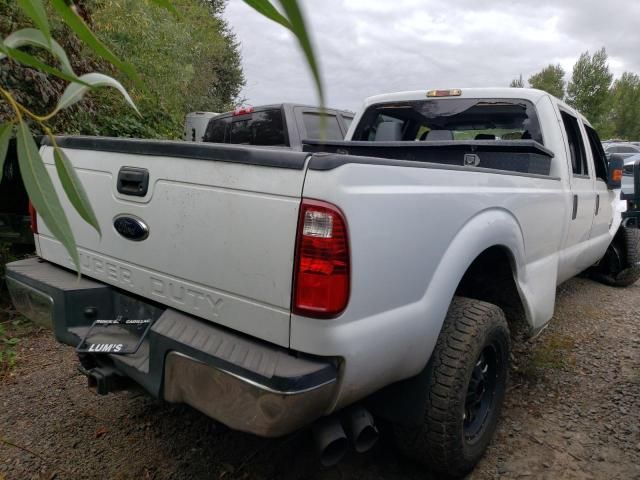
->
(203, 103, 354, 150)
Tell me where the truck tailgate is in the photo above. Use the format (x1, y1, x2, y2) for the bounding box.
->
(36, 137, 310, 347)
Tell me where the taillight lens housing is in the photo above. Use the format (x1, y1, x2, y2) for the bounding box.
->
(293, 199, 350, 318)
(28, 201, 38, 234)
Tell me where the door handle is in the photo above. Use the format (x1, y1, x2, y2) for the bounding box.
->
(572, 194, 578, 220)
(595, 194, 600, 216)
(117, 167, 149, 197)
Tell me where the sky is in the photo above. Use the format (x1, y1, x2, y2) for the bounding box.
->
(224, 0, 640, 112)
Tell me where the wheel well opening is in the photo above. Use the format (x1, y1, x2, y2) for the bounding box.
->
(455, 246, 530, 339)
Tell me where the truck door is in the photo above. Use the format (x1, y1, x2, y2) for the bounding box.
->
(584, 124, 614, 240)
(558, 110, 597, 280)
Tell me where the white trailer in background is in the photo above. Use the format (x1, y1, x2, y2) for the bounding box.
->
(183, 111, 219, 142)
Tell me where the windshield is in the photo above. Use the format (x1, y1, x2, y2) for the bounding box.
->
(353, 98, 544, 144)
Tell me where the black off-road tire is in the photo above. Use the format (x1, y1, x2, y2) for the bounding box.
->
(591, 226, 640, 287)
(392, 297, 510, 479)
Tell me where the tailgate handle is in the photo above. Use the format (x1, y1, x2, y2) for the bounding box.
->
(117, 167, 149, 197)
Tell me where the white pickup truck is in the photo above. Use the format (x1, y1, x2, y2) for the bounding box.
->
(7, 88, 640, 477)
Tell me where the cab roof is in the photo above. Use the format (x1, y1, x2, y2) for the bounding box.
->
(363, 88, 547, 106)
(360, 88, 589, 127)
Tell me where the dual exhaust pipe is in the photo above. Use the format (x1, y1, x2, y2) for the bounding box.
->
(312, 406, 378, 467)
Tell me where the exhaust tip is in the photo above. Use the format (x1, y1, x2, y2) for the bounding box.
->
(320, 435, 349, 467)
(346, 407, 379, 454)
(353, 423, 378, 453)
(312, 417, 349, 467)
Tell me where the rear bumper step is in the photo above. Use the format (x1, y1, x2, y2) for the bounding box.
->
(6, 257, 339, 437)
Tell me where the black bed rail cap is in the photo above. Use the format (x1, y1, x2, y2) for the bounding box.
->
(302, 139, 554, 158)
(42, 135, 308, 170)
(306, 142, 558, 179)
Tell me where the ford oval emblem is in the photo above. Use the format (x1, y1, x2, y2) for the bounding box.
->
(113, 215, 149, 241)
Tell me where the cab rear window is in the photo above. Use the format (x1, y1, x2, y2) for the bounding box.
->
(204, 109, 288, 146)
(353, 98, 544, 145)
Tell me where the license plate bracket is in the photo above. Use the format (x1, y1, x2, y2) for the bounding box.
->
(76, 316, 153, 355)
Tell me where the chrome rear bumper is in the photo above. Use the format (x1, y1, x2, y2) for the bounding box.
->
(6, 275, 54, 329)
(164, 352, 336, 436)
(6, 258, 339, 437)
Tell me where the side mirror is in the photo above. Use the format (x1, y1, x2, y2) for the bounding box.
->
(608, 155, 623, 189)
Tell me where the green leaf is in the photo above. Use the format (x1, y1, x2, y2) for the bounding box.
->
(54, 72, 138, 115)
(53, 145, 101, 236)
(0, 44, 89, 86)
(17, 0, 51, 46)
(0, 123, 13, 177)
(16, 121, 79, 270)
(50, 0, 141, 87)
(277, 0, 324, 106)
(3, 28, 75, 76)
(243, 0, 292, 29)
(148, 0, 180, 17)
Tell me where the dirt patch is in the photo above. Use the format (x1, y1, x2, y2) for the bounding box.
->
(0, 277, 639, 480)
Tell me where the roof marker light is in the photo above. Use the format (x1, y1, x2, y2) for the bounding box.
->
(426, 89, 462, 97)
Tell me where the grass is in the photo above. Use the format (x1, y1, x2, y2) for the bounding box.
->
(519, 334, 577, 381)
(0, 241, 19, 320)
(0, 304, 31, 376)
(0, 242, 38, 376)
(0, 319, 25, 375)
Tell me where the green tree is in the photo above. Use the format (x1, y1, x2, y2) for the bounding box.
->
(0, 1, 106, 134)
(566, 47, 613, 127)
(0, 0, 245, 139)
(509, 74, 524, 88)
(88, 0, 244, 138)
(528, 64, 565, 99)
(607, 72, 640, 140)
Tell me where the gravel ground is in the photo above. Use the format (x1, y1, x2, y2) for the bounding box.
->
(1, 276, 639, 480)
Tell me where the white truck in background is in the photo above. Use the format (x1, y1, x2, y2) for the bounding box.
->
(8, 88, 640, 478)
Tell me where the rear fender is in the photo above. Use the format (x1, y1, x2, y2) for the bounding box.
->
(368, 208, 540, 424)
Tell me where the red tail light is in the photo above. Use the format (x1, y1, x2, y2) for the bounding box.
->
(293, 199, 350, 318)
(28, 201, 38, 234)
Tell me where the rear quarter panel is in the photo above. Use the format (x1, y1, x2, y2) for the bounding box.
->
(292, 161, 566, 409)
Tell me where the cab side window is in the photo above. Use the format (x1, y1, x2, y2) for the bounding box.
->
(303, 113, 343, 141)
(561, 111, 589, 177)
(204, 117, 230, 143)
(585, 126, 608, 182)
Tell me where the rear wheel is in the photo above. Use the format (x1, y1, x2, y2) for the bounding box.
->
(591, 226, 640, 287)
(392, 297, 510, 478)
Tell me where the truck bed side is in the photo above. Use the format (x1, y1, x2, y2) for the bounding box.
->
(292, 156, 577, 409)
